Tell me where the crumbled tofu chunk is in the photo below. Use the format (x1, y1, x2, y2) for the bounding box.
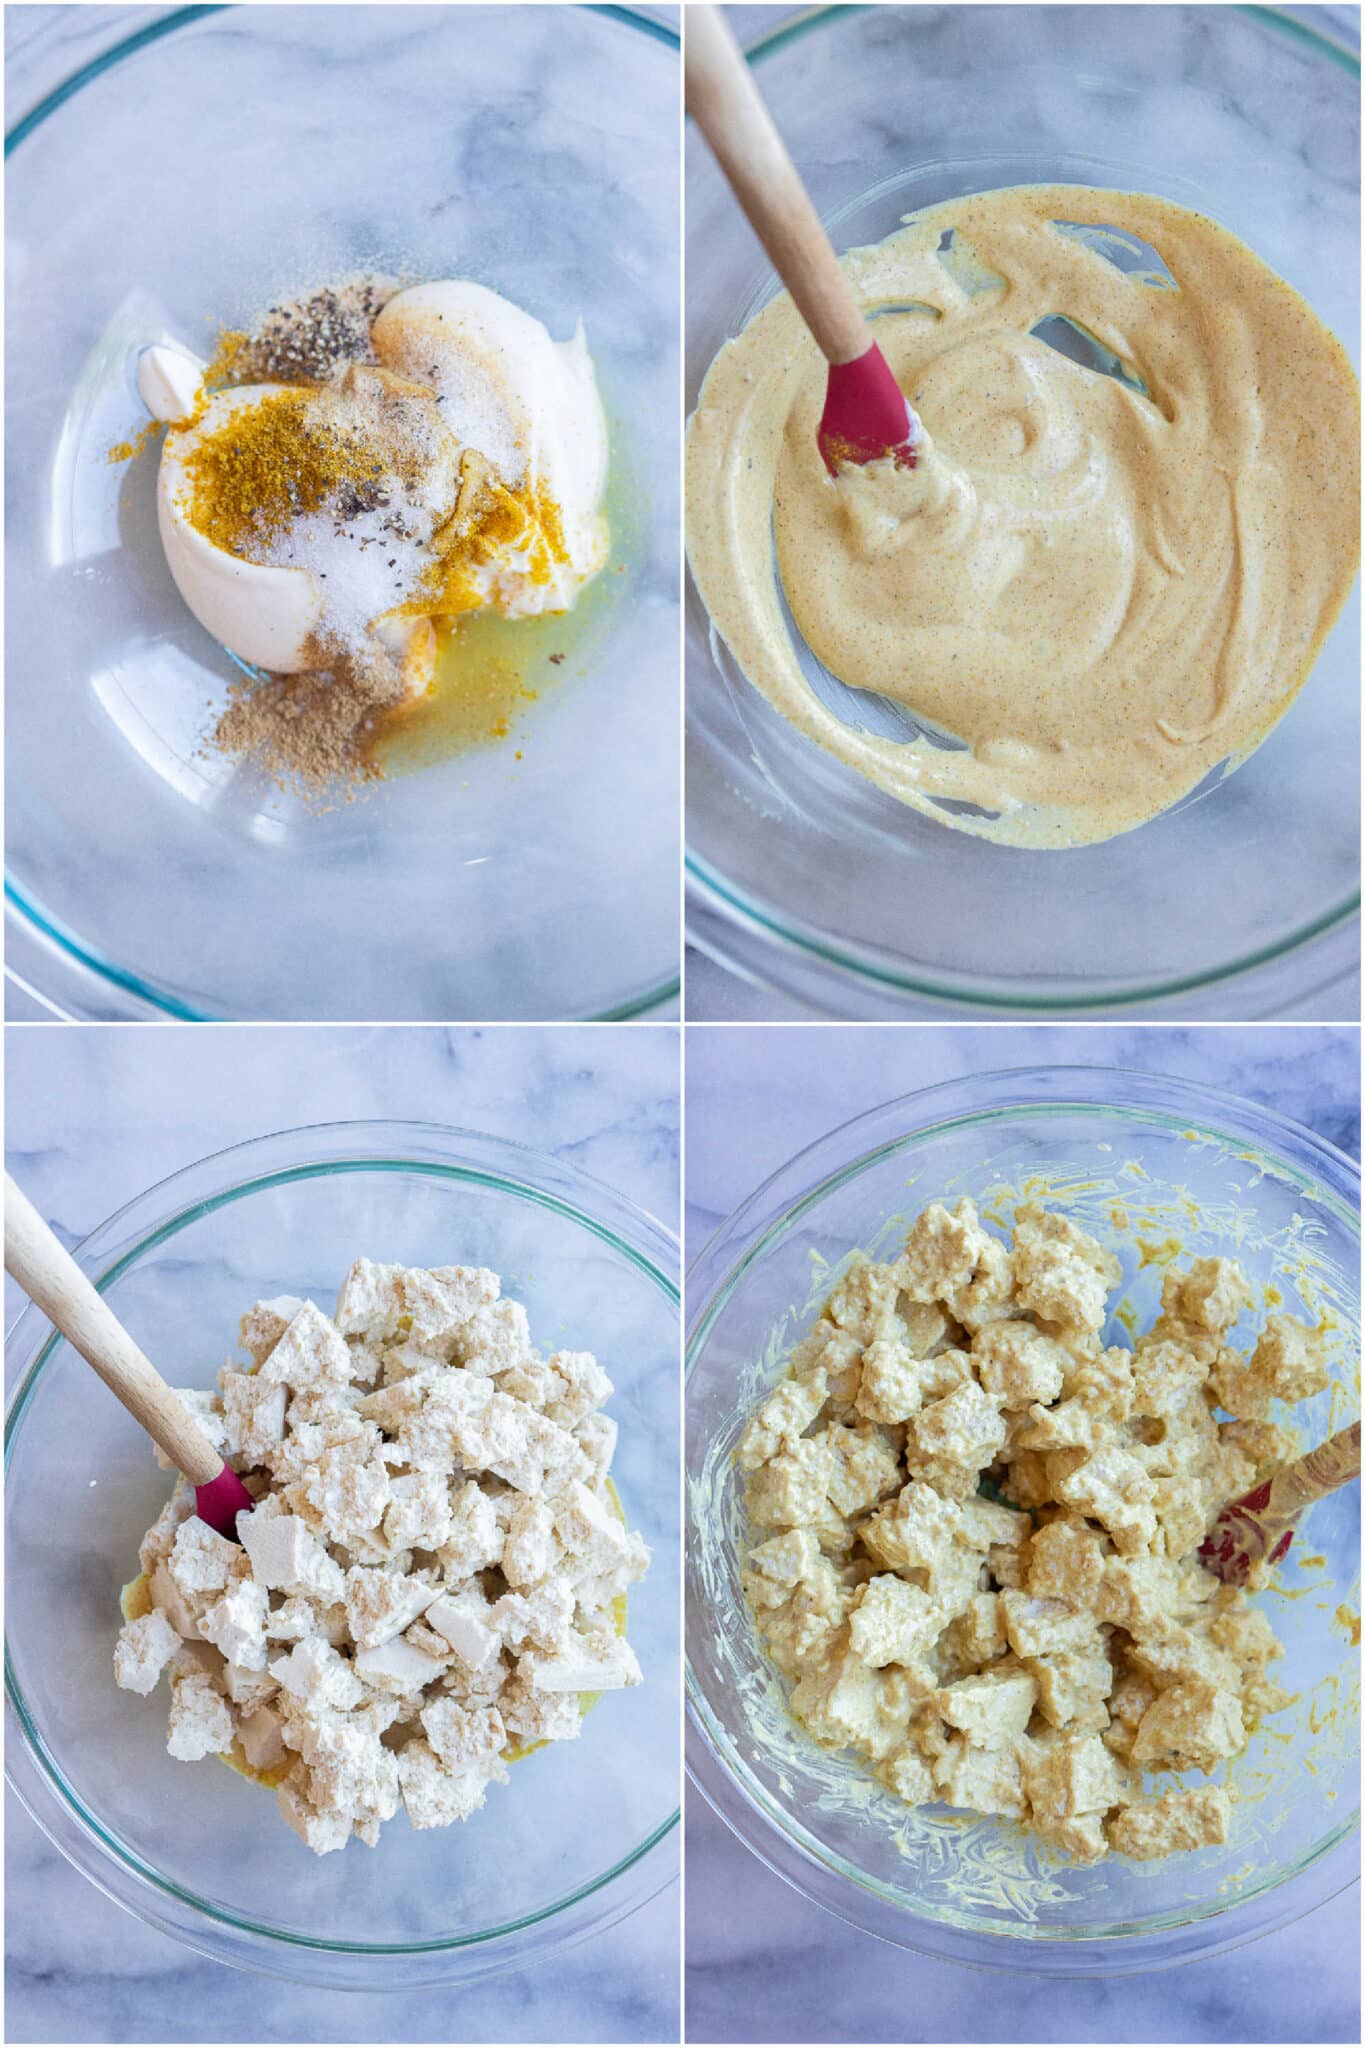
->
(166, 1673, 233, 1761)
(148, 1559, 203, 1641)
(933, 1736, 1027, 1819)
(219, 1371, 288, 1465)
(491, 1582, 576, 1654)
(898, 1199, 994, 1304)
(737, 1373, 829, 1471)
(1131, 1679, 1246, 1773)
(1105, 1785, 1231, 1858)
(138, 1482, 196, 1575)
(199, 1577, 270, 1669)
(1027, 1518, 1106, 1606)
(1163, 1259, 1253, 1337)
(1053, 1444, 1156, 1555)
(439, 1482, 505, 1579)
(544, 1349, 613, 1427)
(502, 1496, 560, 1589)
(849, 1574, 944, 1668)
(238, 1702, 288, 1773)
(269, 1635, 364, 1711)
(906, 1379, 1007, 1485)
(238, 1511, 345, 1601)
(153, 1390, 228, 1471)
(351, 1634, 449, 1693)
(500, 1674, 584, 1746)
(343, 1567, 435, 1650)
(972, 1322, 1068, 1409)
(382, 1469, 452, 1553)
(397, 1739, 507, 1829)
(114, 1609, 182, 1695)
(167, 1517, 239, 1599)
(276, 1767, 354, 1854)
(424, 1584, 501, 1668)
(334, 1259, 405, 1342)
(421, 1697, 507, 1768)
(256, 1301, 353, 1391)
(521, 1630, 643, 1693)
(1246, 1316, 1329, 1411)
(239, 1295, 307, 1366)
(853, 1342, 932, 1425)
(938, 1669, 1037, 1746)
(1021, 1733, 1123, 1820)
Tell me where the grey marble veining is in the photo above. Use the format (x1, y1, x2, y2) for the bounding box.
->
(684, 1021, 1359, 2043)
(4, 1022, 680, 2043)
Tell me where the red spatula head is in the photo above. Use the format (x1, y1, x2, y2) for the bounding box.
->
(195, 1461, 254, 1537)
(818, 343, 919, 474)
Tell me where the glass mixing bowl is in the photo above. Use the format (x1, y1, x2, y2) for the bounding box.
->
(6, 1121, 679, 1988)
(6, 4, 679, 1020)
(686, 1068, 1360, 1973)
(685, 5, 1361, 1018)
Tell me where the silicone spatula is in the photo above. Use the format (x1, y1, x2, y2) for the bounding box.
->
(685, 3, 921, 473)
(4, 1173, 254, 1536)
(1198, 1419, 1360, 1587)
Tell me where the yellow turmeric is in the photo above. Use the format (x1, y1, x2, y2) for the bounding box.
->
(172, 389, 393, 555)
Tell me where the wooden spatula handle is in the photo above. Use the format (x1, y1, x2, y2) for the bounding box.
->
(685, 4, 871, 366)
(4, 1173, 223, 1485)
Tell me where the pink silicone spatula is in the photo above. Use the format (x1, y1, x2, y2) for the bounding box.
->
(685, 3, 921, 473)
(1198, 1419, 1360, 1587)
(4, 1173, 253, 1536)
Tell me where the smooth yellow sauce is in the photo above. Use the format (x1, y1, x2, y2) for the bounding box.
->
(686, 185, 1360, 846)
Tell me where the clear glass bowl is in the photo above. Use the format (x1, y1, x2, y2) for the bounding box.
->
(6, 4, 679, 1021)
(686, 1068, 1360, 1973)
(5, 1120, 679, 1988)
(686, 4, 1361, 1017)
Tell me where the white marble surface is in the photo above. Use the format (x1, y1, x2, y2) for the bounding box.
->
(4, 1022, 680, 2043)
(684, 1022, 1360, 2042)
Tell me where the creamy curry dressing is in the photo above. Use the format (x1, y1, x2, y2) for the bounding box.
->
(686, 186, 1360, 846)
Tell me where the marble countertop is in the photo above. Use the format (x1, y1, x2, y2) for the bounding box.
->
(684, 1022, 1360, 2042)
(4, 1023, 680, 2043)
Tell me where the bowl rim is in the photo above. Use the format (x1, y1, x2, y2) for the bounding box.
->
(5, 1116, 681, 1988)
(684, 1065, 1361, 1975)
(3, 0, 682, 1027)
(683, 1, 1362, 1018)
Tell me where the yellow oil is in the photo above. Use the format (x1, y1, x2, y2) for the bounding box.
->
(121, 1573, 152, 1621)
(370, 601, 585, 774)
(369, 410, 640, 781)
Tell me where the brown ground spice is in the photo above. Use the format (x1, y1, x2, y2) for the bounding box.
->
(212, 642, 407, 796)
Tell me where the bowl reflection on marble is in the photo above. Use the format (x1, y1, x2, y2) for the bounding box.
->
(6, 4, 679, 1021)
(685, 3, 1360, 1017)
(5, 1121, 680, 1990)
(686, 1068, 1360, 1974)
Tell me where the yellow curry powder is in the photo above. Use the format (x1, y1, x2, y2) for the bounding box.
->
(172, 390, 399, 556)
(202, 326, 249, 388)
(415, 471, 570, 619)
(173, 379, 570, 621)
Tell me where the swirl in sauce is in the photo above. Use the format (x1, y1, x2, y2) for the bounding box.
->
(686, 186, 1360, 846)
